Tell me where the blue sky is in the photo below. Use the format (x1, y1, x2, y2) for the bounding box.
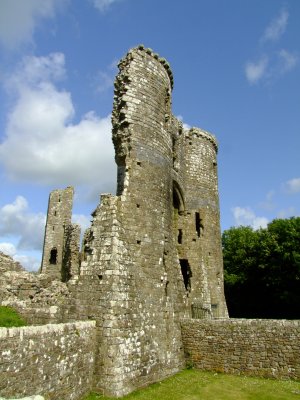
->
(0, 0, 299, 270)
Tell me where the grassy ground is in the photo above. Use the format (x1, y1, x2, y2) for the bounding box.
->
(82, 369, 300, 400)
(0, 305, 27, 327)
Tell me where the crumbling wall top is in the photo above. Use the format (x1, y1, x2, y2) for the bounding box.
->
(186, 127, 218, 152)
(118, 44, 174, 89)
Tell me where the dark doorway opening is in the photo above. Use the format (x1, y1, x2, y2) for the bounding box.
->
(49, 248, 57, 265)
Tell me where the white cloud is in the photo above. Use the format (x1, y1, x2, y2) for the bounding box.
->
(262, 9, 289, 42)
(72, 214, 92, 244)
(0, 0, 67, 50)
(284, 178, 300, 194)
(0, 242, 17, 257)
(278, 49, 298, 73)
(72, 214, 91, 232)
(14, 254, 41, 271)
(0, 53, 117, 196)
(176, 115, 191, 130)
(94, 60, 118, 93)
(7, 52, 66, 89)
(0, 196, 46, 251)
(232, 206, 268, 230)
(95, 70, 114, 93)
(245, 56, 268, 84)
(0, 241, 41, 271)
(259, 190, 276, 211)
(277, 207, 298, 219)
(91, 0, 119, 13)
(245, 9, 297, 85)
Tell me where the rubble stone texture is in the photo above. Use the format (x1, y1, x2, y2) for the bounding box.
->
(181, 319, 300, 380)
(0, 321, 96, 400)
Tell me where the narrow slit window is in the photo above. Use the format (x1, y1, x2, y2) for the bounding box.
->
(195, 212, 202, 237)
(178, 229, 183, 244)
(179, 259, 191, 291)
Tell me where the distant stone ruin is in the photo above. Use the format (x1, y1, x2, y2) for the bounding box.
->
(2, 46, 297, 400)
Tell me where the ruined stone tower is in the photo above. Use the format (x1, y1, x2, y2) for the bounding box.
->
(39, 45, 228, 397)
(41, 187, 80, 281)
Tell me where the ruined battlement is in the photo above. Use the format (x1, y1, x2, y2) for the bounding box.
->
(187, 127, 218, 152)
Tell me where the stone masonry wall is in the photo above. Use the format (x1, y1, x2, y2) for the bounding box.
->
(181, 318, 300, 380)
(0, 321, 96, 400)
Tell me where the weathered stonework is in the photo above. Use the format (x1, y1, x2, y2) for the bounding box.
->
(5, 45, 228, 396)
(72, 45, 227, 395)
(0, 322, 96, 400)
(181, 318, 300, 380)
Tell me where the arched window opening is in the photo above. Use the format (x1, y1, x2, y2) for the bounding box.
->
(49, 248, 57, 265)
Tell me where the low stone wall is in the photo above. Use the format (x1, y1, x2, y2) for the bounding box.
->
(0, 321, 96, 400)
(181, 318, 300, 380)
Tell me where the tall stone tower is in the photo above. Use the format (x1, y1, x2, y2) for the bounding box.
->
(77, 45, 227, 396)
(41, 186, 80, 281)
(178, 128, 228, 318)
(38, 45, 228, 397)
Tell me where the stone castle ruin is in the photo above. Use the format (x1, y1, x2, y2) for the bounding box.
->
(38, 45, 227, 394)
(1, 46, 298, 400)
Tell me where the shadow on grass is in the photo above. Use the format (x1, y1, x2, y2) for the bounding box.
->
(82, 369, 300, 400)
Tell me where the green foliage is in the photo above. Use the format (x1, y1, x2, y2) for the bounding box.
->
(222, 217, 300, 319)
(81, 370, 300, 400)
(0, 305, 27, 327)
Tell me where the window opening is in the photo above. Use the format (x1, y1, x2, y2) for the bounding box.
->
(165, 280, 169, 297)
(179, 259, 191, 291)
(195, 212, 203, 237)
(178, 229, 183, 244)
(49, 248, 57, 265)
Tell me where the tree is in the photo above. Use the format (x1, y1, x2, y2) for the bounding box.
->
(222, 217, 300, 319)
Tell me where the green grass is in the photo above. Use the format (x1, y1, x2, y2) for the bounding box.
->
(82, 369, 300, 400)
(0, 305, 27, 327)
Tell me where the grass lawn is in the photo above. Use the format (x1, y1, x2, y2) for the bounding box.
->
(0, 305, 27, 327)
(83, 369, 300, 400)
